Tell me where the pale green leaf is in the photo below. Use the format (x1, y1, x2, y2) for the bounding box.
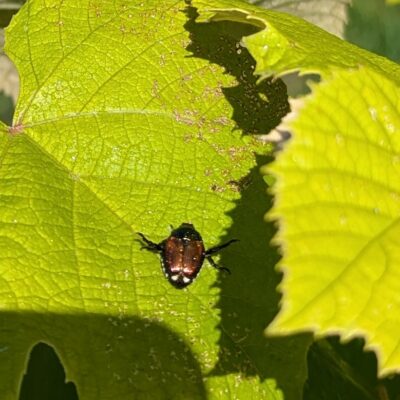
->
(269, 67, 400, 376)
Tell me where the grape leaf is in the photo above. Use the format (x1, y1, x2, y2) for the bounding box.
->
(270, 67, 400, 376)
(192, 0, 400, 377)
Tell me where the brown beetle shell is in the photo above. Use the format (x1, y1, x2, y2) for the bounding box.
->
(138, 222, 236, 288)
(162, 235, 205, 289)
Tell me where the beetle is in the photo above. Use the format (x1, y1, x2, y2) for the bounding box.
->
(137, 223, 237, 288)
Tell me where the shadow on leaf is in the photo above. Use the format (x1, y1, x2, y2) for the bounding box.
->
(0, 312, 206, 400)
(184, 5, 289, 136)
(20, 342, 78, 400)
(184, 5, 311, 399)
(305, 336, 400, 400)
(211, 155, 312, 400)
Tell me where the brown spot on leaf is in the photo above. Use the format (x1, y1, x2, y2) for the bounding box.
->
(9, 123, 24, 135)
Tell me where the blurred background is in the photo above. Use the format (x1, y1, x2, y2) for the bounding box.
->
(0, 0, 22, 124)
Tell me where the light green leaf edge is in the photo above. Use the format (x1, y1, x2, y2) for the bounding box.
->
(193, 0, 400, 376)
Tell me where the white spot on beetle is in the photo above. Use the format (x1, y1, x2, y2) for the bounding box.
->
(171, 275, 179, 281)
(183, 276, 191, 284)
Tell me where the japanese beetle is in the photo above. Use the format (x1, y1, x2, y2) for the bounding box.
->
(138, 223, 237, 288)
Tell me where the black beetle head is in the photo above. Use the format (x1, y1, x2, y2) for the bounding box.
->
(171, 223, 202, 241)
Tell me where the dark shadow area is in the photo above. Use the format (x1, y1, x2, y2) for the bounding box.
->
(0, 312, 206, 400)
(185, 6, 289, 136)
(185, 5, 311, 399)
(19, 342, 78, 400)
(0, 1, 25, 29)
(0, 92, 15, 126)
(382, 374, 400, 400)
(210, 155, 312, 400)
(304, 337, 377, 400)
(304, 336, 400, 400)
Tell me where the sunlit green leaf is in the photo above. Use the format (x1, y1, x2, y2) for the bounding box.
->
(269, 67, 400, 376)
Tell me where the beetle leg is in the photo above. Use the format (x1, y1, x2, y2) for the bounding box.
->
(206, 255, 231, 274)
(205, 239, 239, 255)
(137, 232, 163, 252)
